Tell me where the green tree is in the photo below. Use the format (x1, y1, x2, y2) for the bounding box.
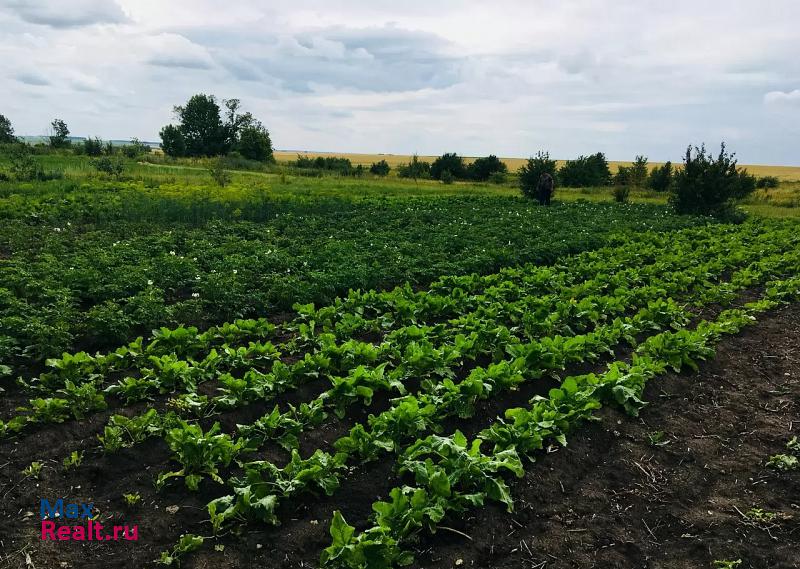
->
(648, 161, 673, 192)
(467, 155, 507, 181)
(670, 143, 756, 218)
(159, 124, 186, 157)
(430, 152, 466, 180)
(236, 123, 274, 162)
(558, 152, 611, 187)
(369, 159, 391, 176)
(397, 154, 430, 181)
(518, 151, 557, 199)
(0, 114, 15, 143)
(629, 155, 648, 187)
(83, 137, 104, 156)
(173, 94, 226, 156)
(49, 118, 70, 148)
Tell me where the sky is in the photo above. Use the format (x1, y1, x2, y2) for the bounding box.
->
(1, 0, 798, 164)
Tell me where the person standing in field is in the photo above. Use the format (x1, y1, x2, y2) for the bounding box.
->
(537, 172, 554, 205)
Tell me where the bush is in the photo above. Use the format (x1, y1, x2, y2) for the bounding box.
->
(648, 161, 673, 192)
(613, 165, 632, 187)
(295, 155, 353, 175)
(467, 155, 507, 181)
(430, 153, 466, 180)
(756, 176, 779, 189)
(208, 157, 232, 187)
(93, 156, 124, 177)
(440, 170, 454, 184)
(612, 185, 631, 203)
(519, 151, 557, 199)
(670, 143, 756, 218)
(489, 171, 507, 184)
(84, 137, 104, 157)
(558, 152, 611, 187)
(6, 145, 63, 181)
(122, 138, 152, 159)
(369, 160, 390, 177)
(397, 155, 431, 180)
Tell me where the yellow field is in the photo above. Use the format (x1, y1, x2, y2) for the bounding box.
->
(274, 150, 800, 181)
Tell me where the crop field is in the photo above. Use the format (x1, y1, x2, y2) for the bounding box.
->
(1, 160, 799, 569)
(1, 156, 800, 569)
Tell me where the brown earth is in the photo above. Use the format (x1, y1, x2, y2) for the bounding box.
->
(0, 303, 798, 569)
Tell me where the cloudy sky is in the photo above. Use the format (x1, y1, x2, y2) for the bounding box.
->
(1, 0, 798, 164)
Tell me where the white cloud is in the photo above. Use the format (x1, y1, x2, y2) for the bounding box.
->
(765, 89, 800, 106)
(0, 0, 798, 164)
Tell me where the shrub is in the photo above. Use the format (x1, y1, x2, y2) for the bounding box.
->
(369, 160, 390, 177)
(397, 154, 431, 180)
(430, 153, 466, 180)
(558, 152, 611, 187)
(489, 171, 507, 184)
(612, 185, 631, 203)
(93, 156, 124, 177)
(84, 137, 104, 157)
(670, 143, 756, 218)
(518, 151, 557, 199)
(613, 165, 632, 187)
(648, 161, 673, 192)
(6, 145, 62, 181)
(756, 176, 779, 189)
(208, 157, 232, 187)
(440, 170, 454, 184)
(467, 155, 507, 181)
(122, 138, 152, 159)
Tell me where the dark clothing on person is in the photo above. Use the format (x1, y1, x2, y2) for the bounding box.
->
(537, 173, 554, 205)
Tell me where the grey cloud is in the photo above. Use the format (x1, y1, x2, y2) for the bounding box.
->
(16, 71, 50, 86)
(148, 54, 213, 70)
(3, 0, 127, 28)
(202, 24, 463, 92)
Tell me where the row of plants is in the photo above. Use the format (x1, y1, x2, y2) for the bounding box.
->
(0, 177, 707, 372)
(137, 222, 800, 561)
(319, 282, 799, 568)
(196, 240, 800, 534)
(7, 221, 782, 438)
(17, 218, 782, 395)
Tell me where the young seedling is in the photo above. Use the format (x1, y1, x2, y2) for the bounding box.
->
(713, 561, 742, 569)
(22, 461, 43, 479)
(767, 453, 798, 471)
(158, 533, 204, 566)
(647, 430, 669, 447)
(62, 450, 84, 471)
(123, 492, 142, 507)
(745, 508, 777, 524)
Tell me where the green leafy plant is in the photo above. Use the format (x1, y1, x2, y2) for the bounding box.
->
(158, 533, 204, 566)
(23, 461, 43, 479)
(62, 451, 84, 471)
(123, 492, 142, 507)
